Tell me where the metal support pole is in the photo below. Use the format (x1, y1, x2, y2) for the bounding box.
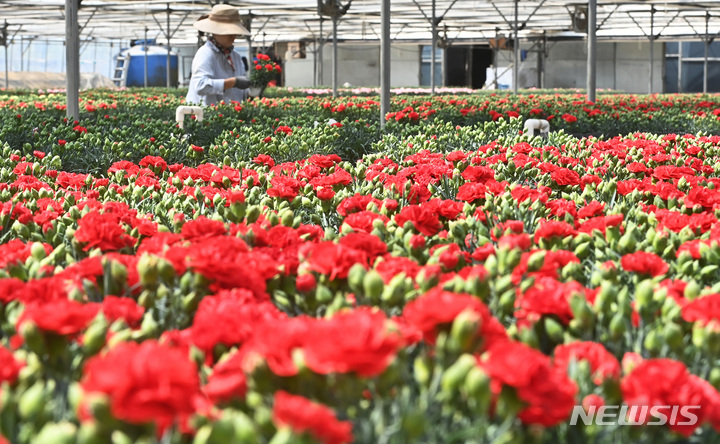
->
(19, 36, 23, 72)
(65, 0, 80, 119)
(332, 14, 338, 97)
(144, 27, 148, 87)
(704, 11, 709, 94)
(536, 41, 542, 88)
(678, 40, 683, 93)
(493, 49, 498, 88)
(166, 4, 171, 88)
(3, 21, 8, 88)
(467, 46, 473, 87)
(493, 28, 499, 89)
(649, 7, 654, 94)
(319, 18, 324, 85)
(513, 0, 519, 93)
(587, 0, 597, 102)
(442, 43, 446, 87)
(380, 0, 390, 128)
(613, 42, 617, 90)
(3, 41, 7, 89)
(540, 31, 547, 88)
(313, 38, 318, 86)
(25, 38, 30, 71)
(431, 0, 436, 95)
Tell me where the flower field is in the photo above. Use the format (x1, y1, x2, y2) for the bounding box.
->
(1, 89, 720, 443)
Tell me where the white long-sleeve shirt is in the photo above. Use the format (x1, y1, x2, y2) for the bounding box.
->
(186, 40, 248, 106)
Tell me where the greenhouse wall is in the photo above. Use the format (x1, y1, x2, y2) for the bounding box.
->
(494, 40, 665, 93)
(284, 44, 420, 88)
(282, 40, 666, 93)
(2, 38, 715, 93)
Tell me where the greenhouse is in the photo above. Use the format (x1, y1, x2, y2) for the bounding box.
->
(1, 1, 720, 444)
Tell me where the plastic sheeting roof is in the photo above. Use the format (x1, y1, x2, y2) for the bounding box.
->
(2, 1, 720, 45)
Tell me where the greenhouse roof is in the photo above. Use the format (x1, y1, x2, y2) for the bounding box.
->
(2, 0, 720, 46)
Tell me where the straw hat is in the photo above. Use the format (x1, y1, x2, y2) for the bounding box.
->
(193, 5, 250, 36)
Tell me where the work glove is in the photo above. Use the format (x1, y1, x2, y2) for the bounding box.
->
(234, 76, 251, 89)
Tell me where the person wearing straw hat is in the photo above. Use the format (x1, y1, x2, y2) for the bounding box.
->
(186, 5, 252, 106)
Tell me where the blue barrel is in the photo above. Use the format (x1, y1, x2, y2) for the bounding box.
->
(118, 45, 178, 87)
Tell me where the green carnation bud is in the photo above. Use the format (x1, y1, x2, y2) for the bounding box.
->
(315, 284, 333, 304)
(111, 431, 134, 444)
(635, 279, 655, 314)
(617, 233, 636, 254)
(347, 263, 367, 294)
(569, 294, 594, 329)
(692, 323, 708, 349)
(543, 317, 565, 343)
(449, 309, 481, 352)
(709, 367, 720, 391)
(280, 209, 294, 227)
(700, 265, 719, 281)
(527, 251, 546, 273)
(246, 205, 261, 224)
(414, 356, 432, 386)
(83, 314, 109, 356)
(518, 326, 539, 348)
(137, 254, 159, 289)
(268, 428, 295, 444)
(594, 282, 615, 314)
(34, 421, 77, 444)
(381, 274, 406, 305)
(182, 291, 202, 313)
(19, 380, 47, 419)
(77, 422, 105, 444)
(663, 322, 684, 350)
(232, 411, 259, 442)
(137, 289, 156, 309)
(574, 242, 591, 260)
(31, 242, 47, 260)
(441, 354, 477, 394)
(12, 220, 30, 238)
(643, 329, 663, 353)
(139, 312, 159, 337)
(19, 321, 45, 356)
(464, 366, 491, 414)
(401, 410, 426, 440)
(363, 270, 384, 301)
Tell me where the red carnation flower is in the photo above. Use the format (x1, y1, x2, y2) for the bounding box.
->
(562, 113, 578, 123)
(621, 358, 720, 436)
(204, 352, 247, 404)
(402, 288, 507, 349)
(253, 154, 275, 167)
(102, 296, 144, 328)
(481, 341, 577, 426)
(554, 341, 621, 384)
(682, 293, 720, 326)
(551, 168, 581, 186)
(620, 251, 669, 277)
(301, 308, 402, 377)
(394, 205, 442, 236)
(74, 211, 136, 252)
(457, 182, 488, 202)
(0, 346, 23, 385)
(272, 391, 353, 444)
(81, 341, 201, 434)
(17, 299, 100, 336)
